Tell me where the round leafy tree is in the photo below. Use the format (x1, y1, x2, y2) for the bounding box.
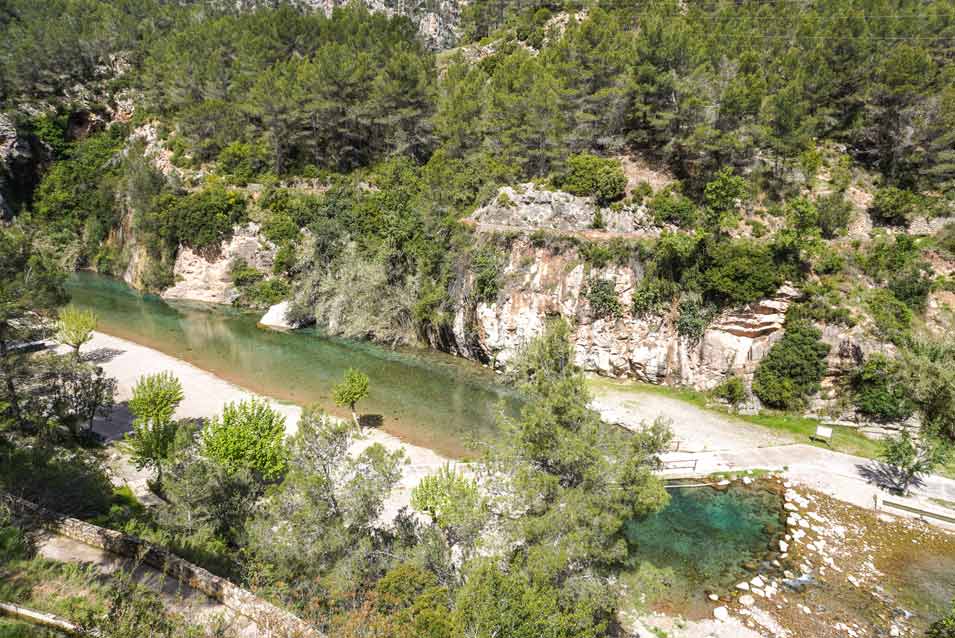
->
(753, 320, 830, 409)
(851, 354, 914, 422)
(202, 398, 288, 481)
(55, 305, 97, 358)
(333, 368, 370, 426)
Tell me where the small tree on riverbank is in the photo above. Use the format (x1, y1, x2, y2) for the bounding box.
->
(127, 371, 184, 490)
(55, 305, 97, 358)
(333, 368, 369, 427)
(879, 430, 951, 495)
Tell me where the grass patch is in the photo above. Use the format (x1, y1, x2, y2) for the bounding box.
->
(588, 377, 883, 460)
(929, 497, 955, 511)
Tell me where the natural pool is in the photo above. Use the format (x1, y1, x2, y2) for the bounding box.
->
(67, 273, 520, 457)
(623, 480, 785, 618)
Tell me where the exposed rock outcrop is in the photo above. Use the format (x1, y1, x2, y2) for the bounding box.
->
(162, 223, 276, 304)
(0, 113, 50, 218)
(294, 0, 462, 49)
(446, 237, 802, 390)
(259, 301, 295, 330)
(470, 183, 657, 235)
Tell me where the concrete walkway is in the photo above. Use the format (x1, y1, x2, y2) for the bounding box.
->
(592, 383, 955, 528)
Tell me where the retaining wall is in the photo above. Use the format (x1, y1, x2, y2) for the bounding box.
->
(1, 492, 320, 638)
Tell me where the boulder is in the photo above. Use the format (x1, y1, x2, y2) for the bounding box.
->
(259, 301, 294, 330)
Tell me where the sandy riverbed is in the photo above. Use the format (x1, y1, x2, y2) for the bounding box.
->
(82, 331, 449, 518)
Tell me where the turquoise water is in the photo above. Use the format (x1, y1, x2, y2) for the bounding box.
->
(66, 273, 519, 457)
(624, 482, 785, 615)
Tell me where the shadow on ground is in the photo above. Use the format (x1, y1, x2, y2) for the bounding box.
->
(359, 414, 384, 429)
(857, 461, 924, 495)
(81, 347, 125, 365)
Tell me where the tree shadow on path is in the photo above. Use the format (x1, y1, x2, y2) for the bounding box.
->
(856, 461, 924, 496)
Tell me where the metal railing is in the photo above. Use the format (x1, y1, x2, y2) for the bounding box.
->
(661, 458, 699, 473)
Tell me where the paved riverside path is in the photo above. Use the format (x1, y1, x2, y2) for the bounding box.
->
(35, 533, 259, 636)
(591, 382, 955, 524)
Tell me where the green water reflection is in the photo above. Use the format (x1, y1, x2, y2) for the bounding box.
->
(625, 482, 784, 616)
(67, 273, 519, 457)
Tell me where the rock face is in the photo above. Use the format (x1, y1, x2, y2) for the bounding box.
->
(292, 0, 463, 49)
(259, 301, 295, 330)
(445, 237, 801, 390)
(0, 113, 50, 218)
(162, 223, 276, 304)
(470, 183, 657, 235)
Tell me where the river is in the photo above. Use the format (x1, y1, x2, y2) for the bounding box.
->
(66, 273, 519, 458)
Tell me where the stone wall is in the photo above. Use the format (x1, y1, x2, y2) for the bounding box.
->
(2, 492, 320, 638)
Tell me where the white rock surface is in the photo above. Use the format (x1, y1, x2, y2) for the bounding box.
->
(163, 223, 275, 304)
(446, 236, 808, 390)
(259, 301, 294, 330)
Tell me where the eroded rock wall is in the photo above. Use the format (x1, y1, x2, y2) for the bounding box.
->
(446, 237, 803, 390)
(162, 223, 276, 304)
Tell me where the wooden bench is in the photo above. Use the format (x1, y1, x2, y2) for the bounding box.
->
(809, 425, 833, 447)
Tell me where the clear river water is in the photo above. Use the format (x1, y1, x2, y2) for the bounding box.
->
(67, 272, 520, 458)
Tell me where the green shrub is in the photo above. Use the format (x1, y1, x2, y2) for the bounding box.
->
(869, 186, 919, 226)
(787, 285, 855, 327)
(649, 187, 697, 227)
(272, 243, 296, 276)
(675, 297, 716, 342)
(557, 153, 626, 204)
(150, 185, 247, 253)
(472, 247, 506, 304)
(591, 209, 606, 229)
(217, 141, 268, 184)
(201, 398, 288, 481)
(816, 192, 854, 238)
(752, 320, 830, 409)
(585, 278, 622, 319)
(261, 212, 300, 244)
(631, 181, 652, 205)
(814, 249, 846, 275)
(31, 125, 126, 253)
(888, 263, 934, 312)
(859, 234, 920, 280)
(703, 168, 748, 232)
(928, 601, 955, 638)
(28, 111, 70, 158)
(702, 239, 781, 305)
(851, 354, 914, 422)
(867, 288, 912, 344)
(631, 278, 676, 318)
(937, 222, 955, 257)
(229, 258, 264, 287)
(245, 278, 289, 307)
(714, 376, 747, 408)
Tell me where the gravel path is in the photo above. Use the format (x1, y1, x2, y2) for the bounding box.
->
(591, 384, 788, 452)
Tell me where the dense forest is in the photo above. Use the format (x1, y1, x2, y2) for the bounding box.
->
(3, 0, 955, 634)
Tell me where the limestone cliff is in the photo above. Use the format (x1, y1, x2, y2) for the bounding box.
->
(444, 237, 802, 390)
(162, 223, 276, 305)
